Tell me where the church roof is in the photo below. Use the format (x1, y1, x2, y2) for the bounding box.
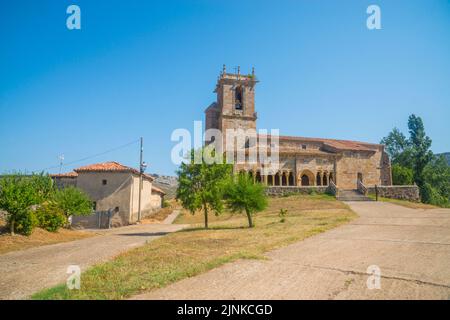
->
(260, 134, 380, 152)
(283, 136, 378, 152)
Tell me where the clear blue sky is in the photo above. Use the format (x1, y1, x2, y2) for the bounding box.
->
(1, 0, 449, 175)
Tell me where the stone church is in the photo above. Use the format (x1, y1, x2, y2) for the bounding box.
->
(205, 66, 392, 190)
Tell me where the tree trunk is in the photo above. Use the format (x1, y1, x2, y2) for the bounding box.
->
(245, 209, 254, 228)
(10, 219, 15, 236)
(203, 206, 209, 229)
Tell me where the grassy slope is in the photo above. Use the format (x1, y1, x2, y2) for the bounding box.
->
(33, 194, 356, 300)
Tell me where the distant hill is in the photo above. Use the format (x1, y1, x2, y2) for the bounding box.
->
(151, 174, 178, 199)
(436, 152, 450, 166)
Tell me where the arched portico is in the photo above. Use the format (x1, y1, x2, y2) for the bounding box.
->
(316, 172, 322, 186)
(299, 170, 315, 186)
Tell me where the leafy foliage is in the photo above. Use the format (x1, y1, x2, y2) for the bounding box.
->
(0, 173, 93, 235)
(36, 202, 67, 232)
(0, 174, 51, 235)
(422, 155, 450, 207)
(53, 187, 93, 219)
(176, 148, 233, 228)
(224, 173, 268, 228)
(408, 114, 433, 189)
(381, 114, 449, 207)
(279, 208, 288, 223)
(380, 127, 409, 163)
(391, 164, 414, 185)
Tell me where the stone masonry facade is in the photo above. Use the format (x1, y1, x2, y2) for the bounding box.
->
(204, 66, 392, 190)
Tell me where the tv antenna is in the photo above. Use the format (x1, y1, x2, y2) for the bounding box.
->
(58, 154, 65, 173)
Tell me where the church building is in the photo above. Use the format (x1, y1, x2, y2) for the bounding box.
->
(205, 66, 392, 190)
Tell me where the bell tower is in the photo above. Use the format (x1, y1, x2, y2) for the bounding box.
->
(205, 65, 258, 135)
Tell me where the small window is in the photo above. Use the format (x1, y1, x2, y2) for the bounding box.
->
(93, 202, 97, 211)
(302, 144, 307, 150)
(102, 179, 107, 185)
(115, 206, 119, 213)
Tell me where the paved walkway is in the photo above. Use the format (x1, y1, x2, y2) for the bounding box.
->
(133, 202, 450, 300)
(0, 214, 185, 300)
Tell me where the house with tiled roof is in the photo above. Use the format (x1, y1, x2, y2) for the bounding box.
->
(205, 67, 392, 190)
(51, 161, 165, 228)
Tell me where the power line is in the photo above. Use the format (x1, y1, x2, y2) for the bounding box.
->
(40, 139, 141, 172)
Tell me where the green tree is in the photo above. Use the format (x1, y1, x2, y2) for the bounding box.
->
(380, 127, 409, 163)
(407, 114, 433, 192)
(53, 187, 93, 223)
(224, 174, 268, 228)
(391, 164, 414, 185)
(381, 115, 435, 203)
(176, 148, 232, 229)
(29, 173, 54, 203)
(422, 155, 450, 207)
(0, 174, 43, 235)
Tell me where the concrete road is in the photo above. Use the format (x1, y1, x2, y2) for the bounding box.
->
(0, 214, 185, 300)
(133, 202, 450, 300)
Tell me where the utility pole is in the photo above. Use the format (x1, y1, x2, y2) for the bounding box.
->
(137, 137, 143, 223)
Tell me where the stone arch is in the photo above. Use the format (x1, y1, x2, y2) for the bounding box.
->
(288, 172, 295, 186)
(275, 172, 281, 186)
(329, 172, 334, 183)
(255, 171, 262, 183)
(316, 172, 322, 186)
(268, 175, 274, 186)
(281, 172, 288, 186)
(322, 172, 328, 186)
(248, 170, 254, 181)
(299, 170, 314, 186)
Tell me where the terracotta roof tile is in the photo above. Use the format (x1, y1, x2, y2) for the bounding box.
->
(74, 161, 154, 181)
(151, 186, 166, 195)
(259, 134, 380, 152)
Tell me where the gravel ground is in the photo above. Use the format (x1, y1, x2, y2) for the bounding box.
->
(133, 202, 450, 300)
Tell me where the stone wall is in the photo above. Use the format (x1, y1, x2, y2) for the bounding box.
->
(266, 186, 330, 196)
(367, 185, 420, 202)
(52, 177, 77, 189)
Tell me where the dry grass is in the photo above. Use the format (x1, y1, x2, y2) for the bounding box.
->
(0, 220, 95, 255)
(368, 195, 438, 209)
(175, 193, 350, 225)
(32, 194, 356, 300)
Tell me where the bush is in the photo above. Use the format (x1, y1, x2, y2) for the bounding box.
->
(420, 183, 449, 208)
(36, 202, 67, 232)
(53, 187, 93, 219)
(392, 164, 414, 185)
(162, 200, 170, 208)
(9, 210, 38, 236)
(279, 208, 288, 223)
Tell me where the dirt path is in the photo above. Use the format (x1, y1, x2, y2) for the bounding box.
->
(0, 213, 185, 300)
(133, 202, 450, 300)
